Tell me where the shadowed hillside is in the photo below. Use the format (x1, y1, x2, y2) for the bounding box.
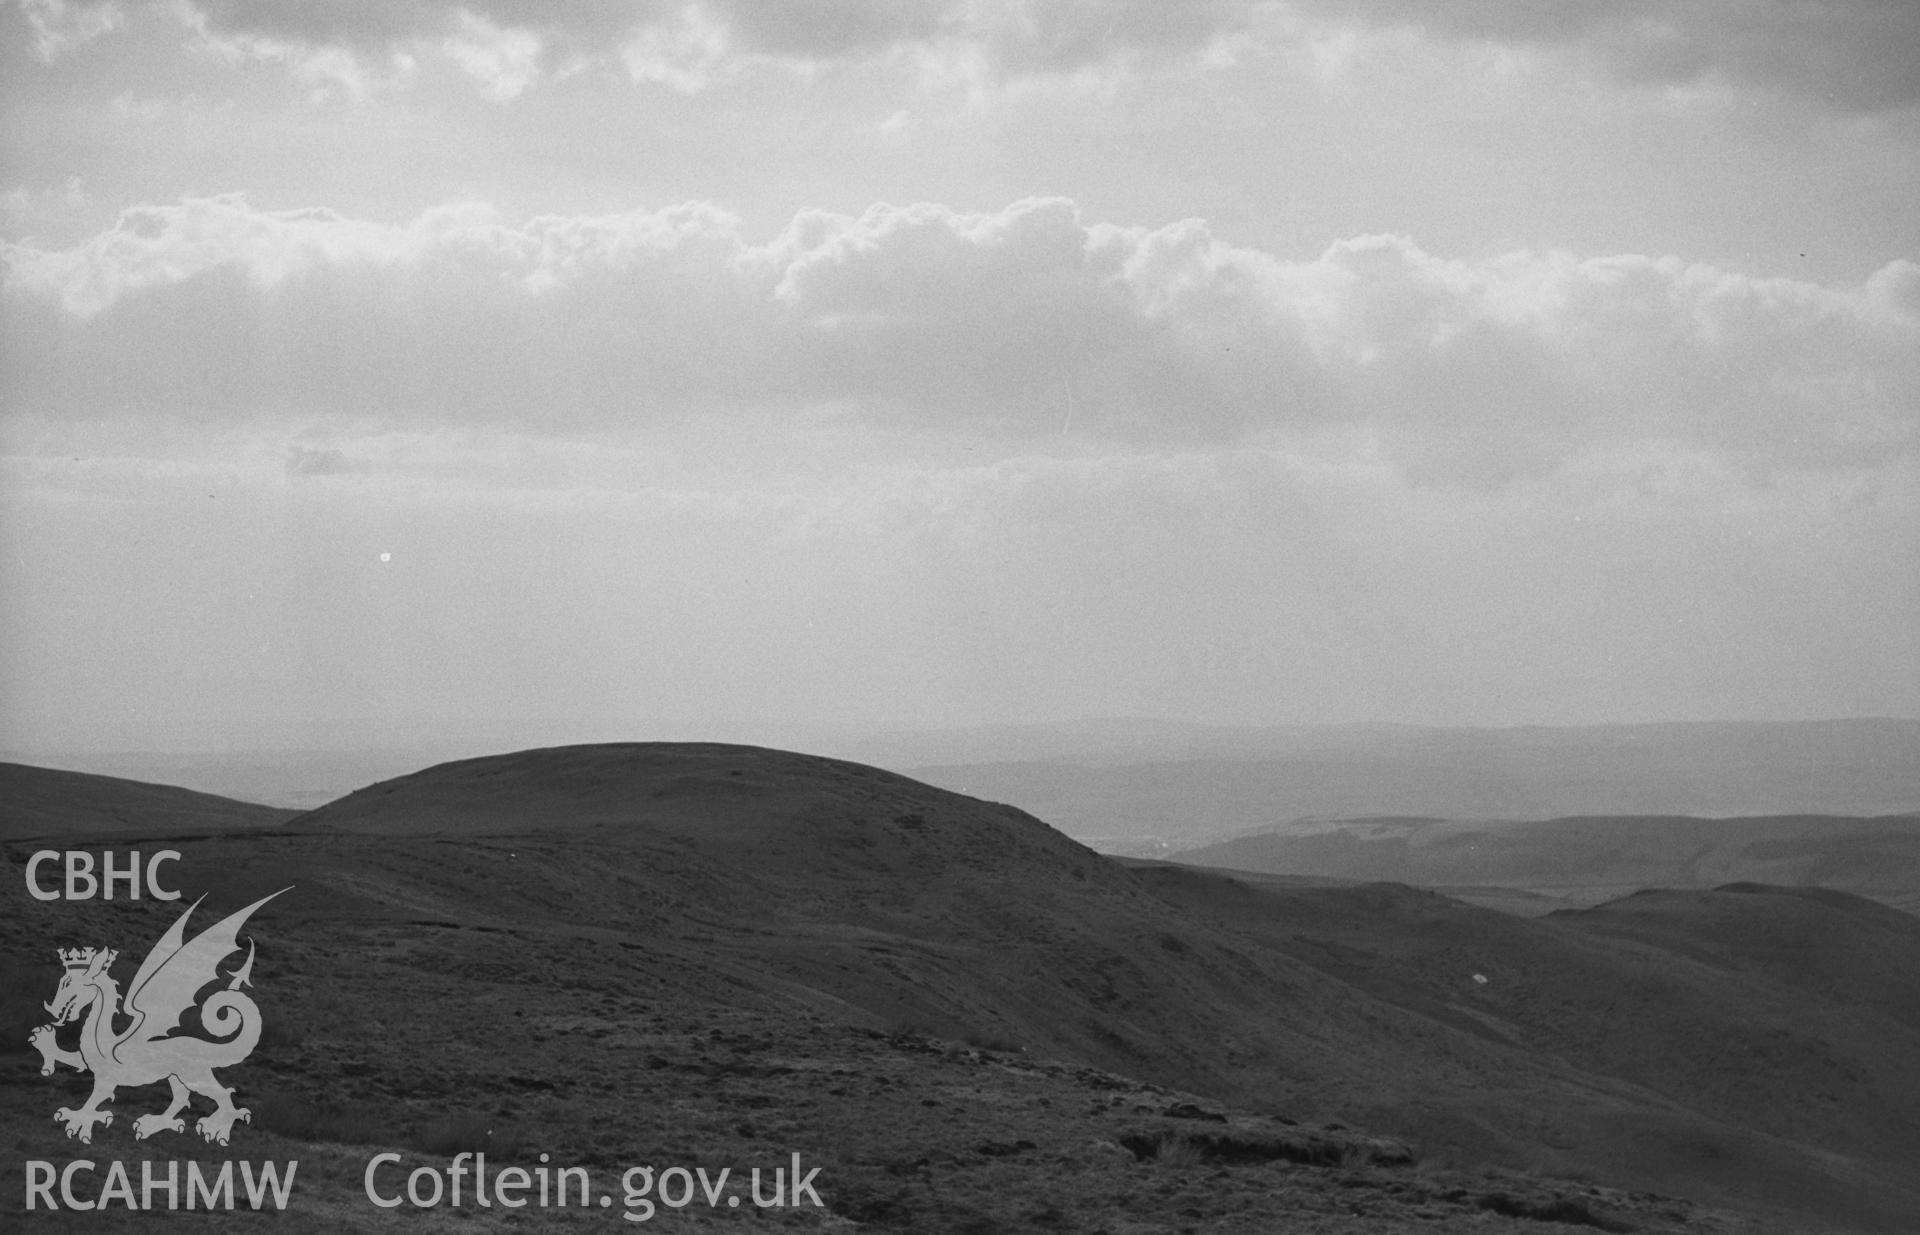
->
(0, 760, 297, 840)
(5, 746, 1916, 1232)
(1134, 863, 1920, 1225)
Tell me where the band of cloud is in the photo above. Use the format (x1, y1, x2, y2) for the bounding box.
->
(15, 1, 1918, 111)
(4, 194, 1915, 486)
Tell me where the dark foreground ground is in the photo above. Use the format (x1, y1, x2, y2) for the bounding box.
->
(4, 883, 1760, 1234)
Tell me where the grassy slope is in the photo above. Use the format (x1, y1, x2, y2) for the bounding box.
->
(1134, 863, 1920, 1229)
(0, 760, 297, 840)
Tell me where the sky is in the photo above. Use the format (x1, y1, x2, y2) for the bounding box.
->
(2, 0, 1917, 756)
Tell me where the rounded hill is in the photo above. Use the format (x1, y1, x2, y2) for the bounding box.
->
(290, 741, 1111, 888)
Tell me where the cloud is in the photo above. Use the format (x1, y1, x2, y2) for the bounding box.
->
(442, 9, 542, 100)
(14, 1, 1261, 102)
(4, 195, 1915, 485)
(15, 0, 123, 59)
(22, 1, 1235, 99)
(179, 9, 384, 98)
(1295, 0, 1920, 113)
(617, 4, 734, 93)
(285, 444, 366, 477)
(18, 1, 1911, 113)
(170, 1, 1243, 71)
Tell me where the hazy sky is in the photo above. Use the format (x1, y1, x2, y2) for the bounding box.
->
(3, 0, 1917, 754)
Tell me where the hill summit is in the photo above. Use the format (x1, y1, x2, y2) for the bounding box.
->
(291, 740, 1118, 901)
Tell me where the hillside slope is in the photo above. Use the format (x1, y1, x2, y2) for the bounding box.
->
(0, 759, 297, 839)
(1135, 863, 1920, 1227)
(6, 745, 1915, 1232)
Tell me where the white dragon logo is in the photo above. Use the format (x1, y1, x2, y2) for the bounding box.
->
(30, 889, 288, 1146)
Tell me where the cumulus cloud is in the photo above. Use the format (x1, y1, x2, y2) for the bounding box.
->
(4, 194, 1915, 486)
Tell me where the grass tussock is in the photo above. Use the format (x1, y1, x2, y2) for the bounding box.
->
(1152, 1133, 1206, 1168)
(412, 1112, 526, 1158)
(961, 1029, 1022, 1054)
(0, 957, 54, 1050)
(1118, 1126, 1413, 1169)
(885, 1017, 940, 1041)
(249, 1091, 383, 1146)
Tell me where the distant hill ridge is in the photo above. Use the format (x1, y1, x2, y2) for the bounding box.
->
(908, 717, 1920, 848)
(1175, 812, 1920, 915)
